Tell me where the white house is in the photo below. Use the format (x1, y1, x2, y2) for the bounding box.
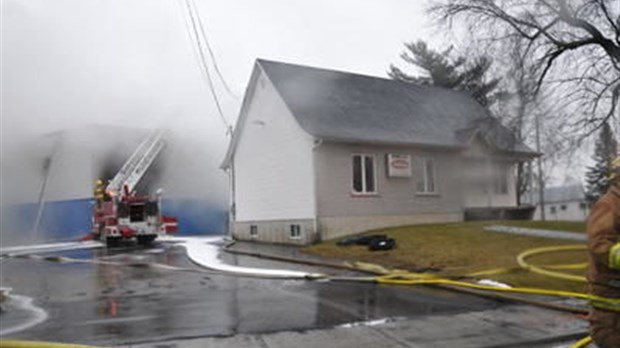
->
(531, 184, 590, 221)
(221, 59, 538, 245)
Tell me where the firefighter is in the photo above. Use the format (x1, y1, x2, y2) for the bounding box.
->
(587, 155, 620, 348)
(94, 179, 108, 202)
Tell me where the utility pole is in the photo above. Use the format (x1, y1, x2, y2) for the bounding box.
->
(534, 111, 545, 221)
(227, 125, 235, 238)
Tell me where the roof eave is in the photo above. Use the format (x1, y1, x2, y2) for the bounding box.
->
(315, 135, 465, 151)
(317, 135, 541, 158)
(220, 63, 264, 170)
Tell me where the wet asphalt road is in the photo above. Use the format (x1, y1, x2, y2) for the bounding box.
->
(0, 242, 503, 346)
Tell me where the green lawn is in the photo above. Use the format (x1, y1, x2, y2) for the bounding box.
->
(304, 220, 588, 292)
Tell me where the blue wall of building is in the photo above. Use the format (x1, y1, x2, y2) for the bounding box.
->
(1, 198, 227, 244)
(161, 199, 227, 236)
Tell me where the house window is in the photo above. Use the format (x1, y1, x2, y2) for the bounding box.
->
(352, 154, 376, 194)
(560, 205, 567, 211)
(416, 157, 436, 193)
(290, 224, 302, 239)
(580, 202, 587, 210)
(250, 225, 258, 238)
(493, 163, 509, 195)
(550, 206, 556, 214)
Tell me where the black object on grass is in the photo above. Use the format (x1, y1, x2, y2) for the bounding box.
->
(337, 234, 396, 251)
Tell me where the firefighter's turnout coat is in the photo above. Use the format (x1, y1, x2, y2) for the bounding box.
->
(587, 184, 620, 347)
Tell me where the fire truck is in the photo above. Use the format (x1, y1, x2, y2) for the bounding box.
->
(92, 130, 177, 246)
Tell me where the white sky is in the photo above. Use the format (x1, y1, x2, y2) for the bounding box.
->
(1, 0, 433, 146)
(1, 0, 584, 188)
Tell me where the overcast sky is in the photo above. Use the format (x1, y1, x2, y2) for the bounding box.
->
(2, 0, 433, 147)
(1, 0, 596, 203)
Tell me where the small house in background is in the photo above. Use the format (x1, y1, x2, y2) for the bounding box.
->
(221, 59, 539, 245)
(529, 184, 590, 221)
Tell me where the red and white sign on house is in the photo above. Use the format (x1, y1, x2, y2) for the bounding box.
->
(387, 154, 412, 178)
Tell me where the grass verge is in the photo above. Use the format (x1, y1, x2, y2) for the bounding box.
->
(304, 220, 588, 293)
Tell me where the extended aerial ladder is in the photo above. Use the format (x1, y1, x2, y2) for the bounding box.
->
(92, 129, 177, 246)
(106, 129, 166, 197)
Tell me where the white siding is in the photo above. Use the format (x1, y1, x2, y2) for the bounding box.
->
(233, 69, 316, 222)
(462, 137, 517, 208)
(534, 200, 589, 221)
(463, 161, 517, 208)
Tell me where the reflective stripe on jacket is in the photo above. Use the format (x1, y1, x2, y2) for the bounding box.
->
(610, 243, 620, 270)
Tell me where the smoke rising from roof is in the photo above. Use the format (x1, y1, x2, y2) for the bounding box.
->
(1, 0, 432, 242)
(1, 0, 237, 209)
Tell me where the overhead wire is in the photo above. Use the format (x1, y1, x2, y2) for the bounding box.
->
(187, 0, 239, 100)
(179, 0, 231, 134)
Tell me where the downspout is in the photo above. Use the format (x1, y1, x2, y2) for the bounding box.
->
(311, 138, 323, 243)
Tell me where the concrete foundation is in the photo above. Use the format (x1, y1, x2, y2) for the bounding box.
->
(318, 212, 464, 241)
(234, 219, 318, 245)
(234, 213, 463, 245)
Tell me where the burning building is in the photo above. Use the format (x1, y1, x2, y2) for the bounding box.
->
(1, 124, 227, 245)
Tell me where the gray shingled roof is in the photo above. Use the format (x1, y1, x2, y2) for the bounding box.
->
(524, 184, 586, 204)
(221, 59, 537, 169)
(258, 59, 536, 154)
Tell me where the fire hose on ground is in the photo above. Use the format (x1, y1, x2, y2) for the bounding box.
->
(2, 241, 617, 347)
(226, 242, 618, 348)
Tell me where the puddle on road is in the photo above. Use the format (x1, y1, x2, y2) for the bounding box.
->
(0, 243, 501, 346)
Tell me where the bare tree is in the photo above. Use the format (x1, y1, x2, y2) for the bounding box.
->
(432, 0, 620, 135)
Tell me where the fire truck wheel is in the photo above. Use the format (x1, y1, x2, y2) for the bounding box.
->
(137, 235, 156, 246)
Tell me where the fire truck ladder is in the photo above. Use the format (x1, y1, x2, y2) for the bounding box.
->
(106, 130, 166, 196)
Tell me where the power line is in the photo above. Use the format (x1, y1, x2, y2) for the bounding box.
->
(188, 0, 239, 100)
(180, 0, 231, 133)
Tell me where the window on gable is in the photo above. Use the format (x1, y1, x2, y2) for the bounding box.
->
(416, 157, 436, 193)
(352, 154, 376, 194)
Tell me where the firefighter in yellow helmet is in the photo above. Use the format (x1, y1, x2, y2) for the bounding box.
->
(94, 180, 107, 202)
(587, 155, 620, 348)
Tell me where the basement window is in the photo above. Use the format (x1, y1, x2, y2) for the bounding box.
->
(352, 154, 376, 194)
(290, 224, 302, 239)
(250, 225, 258, 238)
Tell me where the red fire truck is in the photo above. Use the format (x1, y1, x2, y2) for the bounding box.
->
(92, 131, 177, 246)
